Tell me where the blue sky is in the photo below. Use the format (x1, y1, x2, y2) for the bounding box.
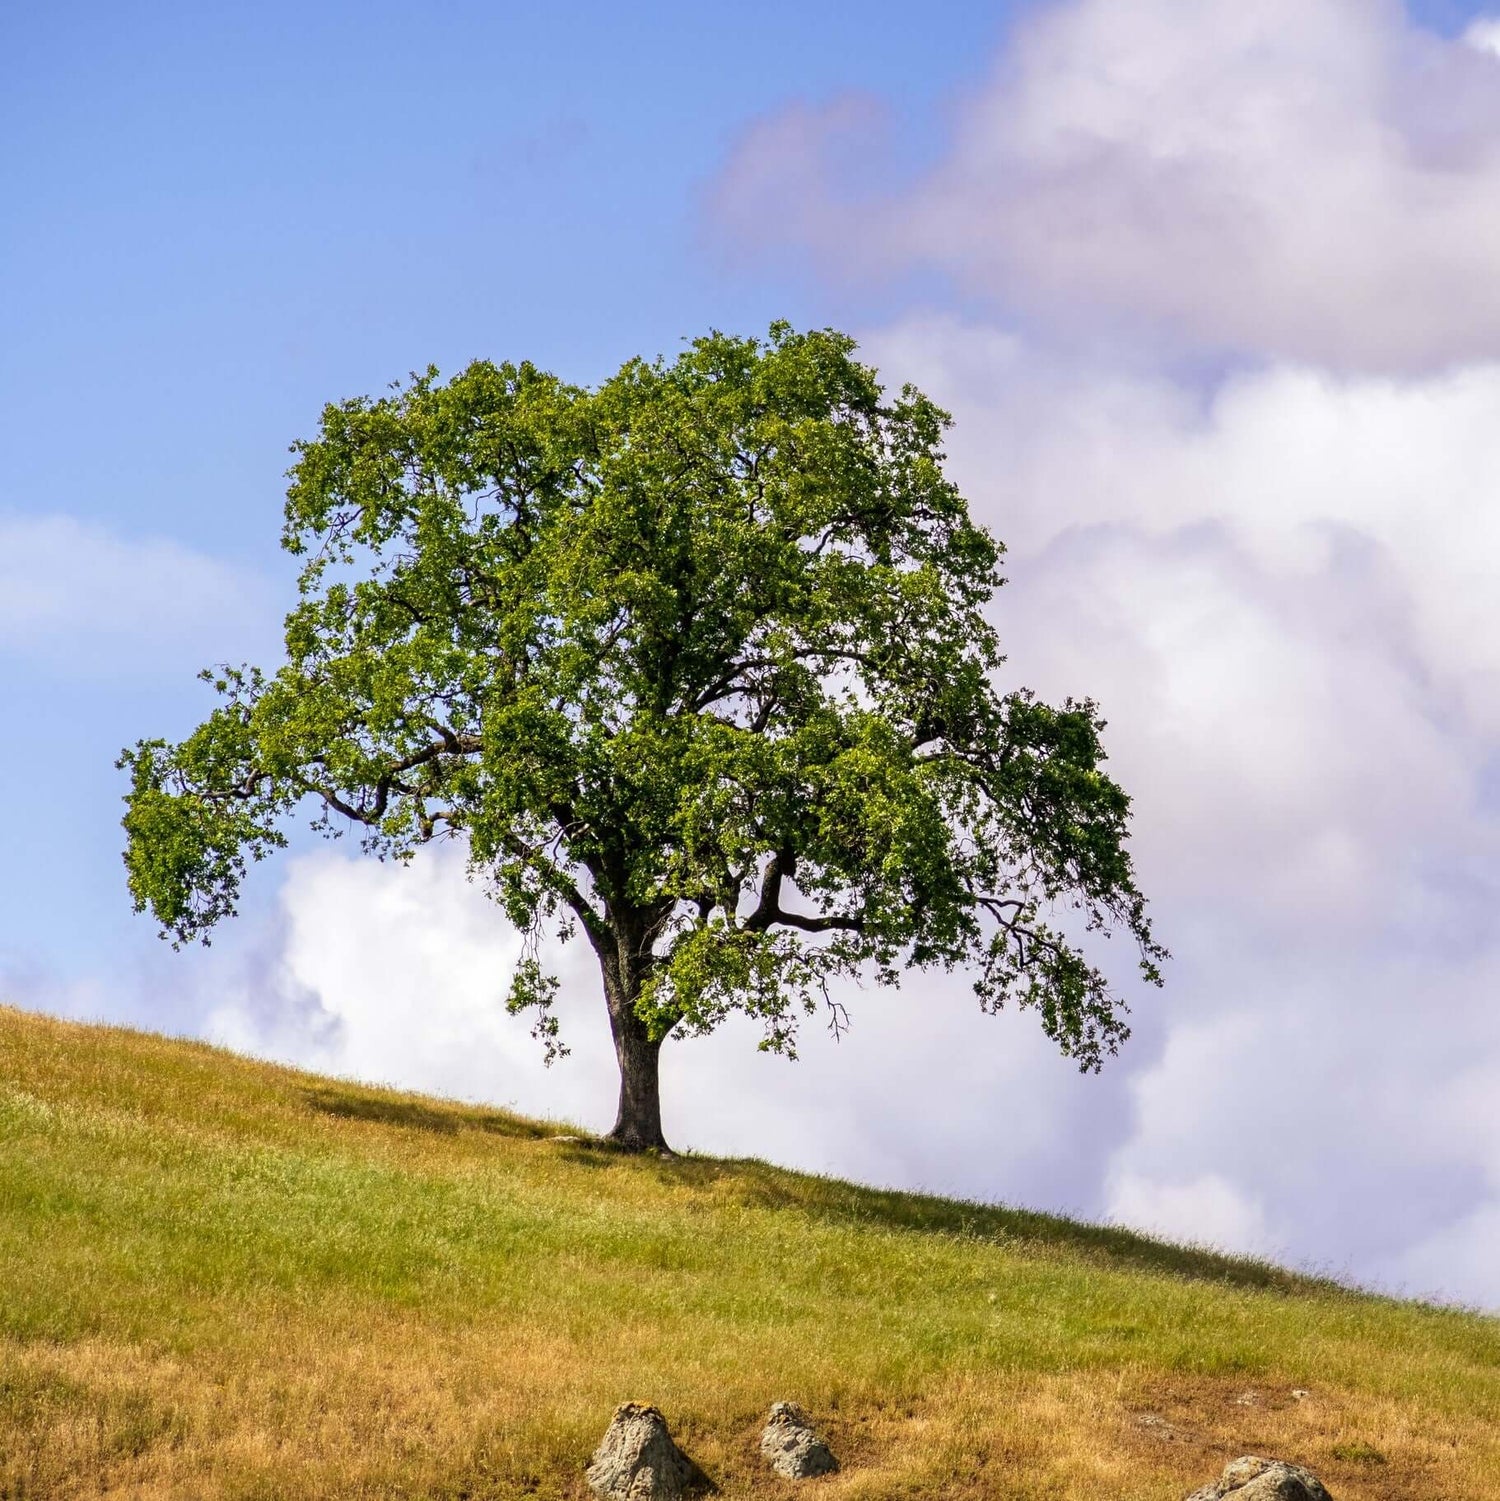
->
(0, 0, 1014, 966)
(6, 0, 1500, 1304)
(3, 2, 1007, 553)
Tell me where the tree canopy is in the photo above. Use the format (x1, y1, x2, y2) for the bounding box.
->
(121, 324, 1164, 1151)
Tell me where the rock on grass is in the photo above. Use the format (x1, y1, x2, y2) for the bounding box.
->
(760, 1401, 839, 1480)
(586, 1403, 712, 1499)
(1187, 1456, 1333, 1501)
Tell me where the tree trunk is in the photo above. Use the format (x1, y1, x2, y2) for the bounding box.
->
(602, 964, 671, 1153)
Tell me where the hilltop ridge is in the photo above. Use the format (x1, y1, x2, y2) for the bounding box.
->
(0, 1004, 1494, 1499)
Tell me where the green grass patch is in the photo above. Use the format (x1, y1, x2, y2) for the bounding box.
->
(0, 1004, 1494, 1499)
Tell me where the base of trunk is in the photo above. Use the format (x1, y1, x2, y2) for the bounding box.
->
(605, 1128, 674, 1155)
(607, 1018, 671, 1155)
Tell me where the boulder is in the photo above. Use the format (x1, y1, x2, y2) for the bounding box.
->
(1187, 1456, 1333, 1501)
(760, 1401, 839, 1480)
(586, 1403, 711, 1499)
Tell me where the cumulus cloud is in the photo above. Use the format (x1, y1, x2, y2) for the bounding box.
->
(841, 314, 1500, 1305)
(880, 323, 1498, 773)
(203, 844, 610, 1120)
(0, 513, 274, 677)
(714, 0, 1500, 369)
(1106, 1169, 1275, 1261)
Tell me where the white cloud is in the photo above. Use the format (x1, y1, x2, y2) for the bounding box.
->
(838, 315, 1500, 1299)
(715, 0, 1500, 369)
(1379, 1202, 1500, 1308)
(0, 513, 274, 677)
(204, 843, 615, 1123)
(882, 321, 1499, 734)
(1464, 16, 1500, 59)
(1107, 1170, 1274, 1259)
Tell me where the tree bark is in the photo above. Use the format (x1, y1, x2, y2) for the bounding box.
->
(606, 994, 669, 1152)
(595, 933, 671, 1152)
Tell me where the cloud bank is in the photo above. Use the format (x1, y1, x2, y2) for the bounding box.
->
(715, 0, 1500, 370)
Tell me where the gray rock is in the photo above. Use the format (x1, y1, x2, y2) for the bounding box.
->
(760, 1401, 839, 1480)
(586, 1403, 711, 1499)
(1187, 1456, 1333, 1501)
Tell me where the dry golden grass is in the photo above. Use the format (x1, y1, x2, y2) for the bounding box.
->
(0, 1004, 1495, 1499)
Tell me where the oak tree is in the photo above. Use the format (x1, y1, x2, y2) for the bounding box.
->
(120, 325, 1164, 1152)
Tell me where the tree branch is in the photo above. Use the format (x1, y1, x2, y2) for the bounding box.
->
(743, 850, 864, 934)
(302, 731, 483, 824)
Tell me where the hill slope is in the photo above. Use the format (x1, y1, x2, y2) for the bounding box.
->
(0, 1006, 1494, 1500)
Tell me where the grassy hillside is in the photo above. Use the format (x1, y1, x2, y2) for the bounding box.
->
(0, 1006, 1495, 1500)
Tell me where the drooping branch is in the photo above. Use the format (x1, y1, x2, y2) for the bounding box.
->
(496, 827, 610, 951)
(289, 726, 608, 947)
